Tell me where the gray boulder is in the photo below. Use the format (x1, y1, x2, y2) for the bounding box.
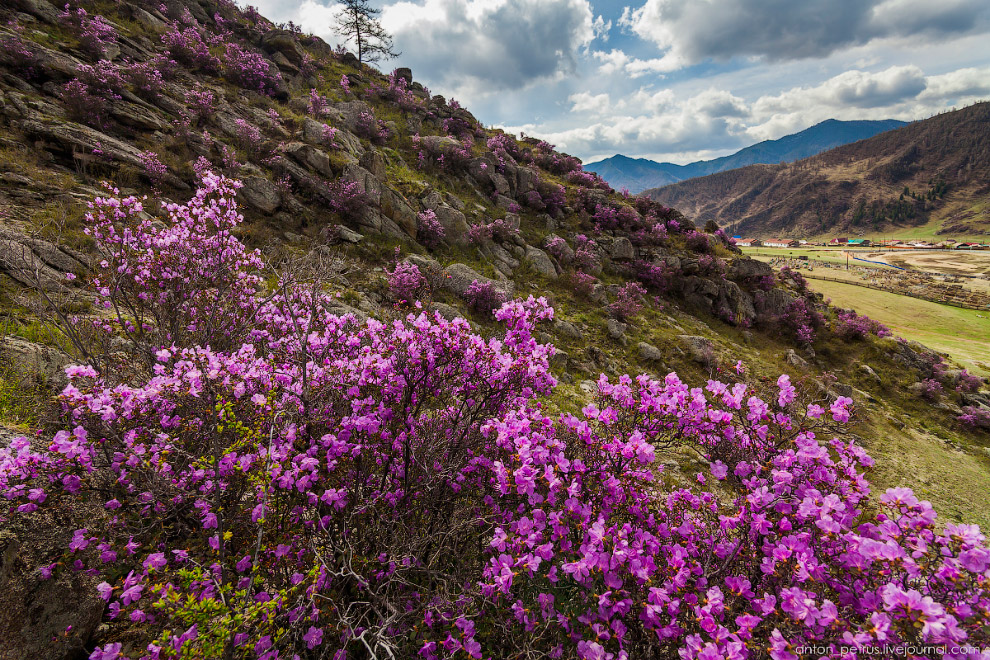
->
(554, 320, 582, 340)
(443, 263, 513, 298)
(638, 341, 664, 363)
(785, 349, 808, 369)
(728, 258, 773, 281)
(678, 335, 715, 365)
(261, 30, 307, 65)
(1, 337, 71, 389)
(0, 527, 105, 660)
(238, 176, 281, 214)
(283, 142, 333, 177)
(359, 150, 386, 180)
(607, 318, 627, 341)
(524, 246, 557, 278)
(434, 206, 470, 246)
(610, 237, 636, 261)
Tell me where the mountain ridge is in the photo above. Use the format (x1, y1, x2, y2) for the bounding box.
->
(585, 118, 907, 193)
(642, 103, 990, 238)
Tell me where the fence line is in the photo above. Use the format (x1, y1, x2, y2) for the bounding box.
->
(801, 273, 990, 311)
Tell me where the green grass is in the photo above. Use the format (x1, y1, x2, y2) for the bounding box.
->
(0, 368, 40, 431)
(808, 278, 990, 374)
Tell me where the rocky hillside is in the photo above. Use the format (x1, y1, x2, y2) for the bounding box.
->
(0, 1, 989, 658)
(585, 119, 906, 194)
(644, 103, 990, 237)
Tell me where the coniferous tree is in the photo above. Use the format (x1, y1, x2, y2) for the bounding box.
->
(333, 0, 399, 64)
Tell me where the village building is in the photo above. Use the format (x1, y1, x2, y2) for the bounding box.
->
(764, 238, 800, 248)
(734, 238, 761, 248)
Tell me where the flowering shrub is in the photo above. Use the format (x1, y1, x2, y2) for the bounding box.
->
(566, 169, 611, 190)
(572, 234, 601, 272)
(540, 182, 567, 216)
(778, 265, 809, 293)
(544, 235, 571, 263)
(162, 24, 220, 73)
(184, 88, 215, 125)
(4, 178, 990, 660)
(464, 279, 509, 316)
(685, 229, 713, 253)
(138, 150, 168, 188)
(320, 124, 339, 149)
(956, 369, 984, 394)
(308, 87, 328, 116)
(486, 134, 520, 171)
(959, 406, 990, 429)
(151, 53, 181, 80)
(76, 60, 126, 97)
(834, 309, 892, 340)
(0, 34, 37, 78)
(368, 69, 421, 111)
(609, 281, 647, 321)
(415, 134, 473, 173)
(920, 377, 944, 401)
(61, 79, 111, 127)
(386, 259, 426, 304)
(632, 258, 679, 294)
(224, 43, 282, 96)
(233, 118, 263, 154)
(697, 253, 727, 277)
(532, 139, 581, 175)
(631, 221, 668, 246)
(78, 172, 264, 352)
(782, 297, 826, 345)
(125, 61, 164, 98)
(325, 177, 367, 219)
(355, 110, 390, 145)
(299, 51, 317, 77)
(59, 4, 117, 57)
(466, 218, 519, 244)
(416, 209, 445, 248)
(339, 73, 350, 95)
(569, 270, 598, 297)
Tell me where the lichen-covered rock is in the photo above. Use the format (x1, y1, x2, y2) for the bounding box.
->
(678, 335, 715, 364)
(728, 258, 773, 281)
(610, 237, 636, 261)
(0, 337, 70, 389)
(283, 142, 333, 177)
(359, 150, 386, 180)
(524, 246, 557, 278)
(443, 263, 513, 298)
(238, 176, 281, 214)
(380, 186, 417, 237)
(433, 205, 470, 246)
(638, 341, 665, 363)
(0, 517, 105, 660)
(261, 30, 307, 65)
(607, 318, 627, 341)
(554, 320, 582, 340)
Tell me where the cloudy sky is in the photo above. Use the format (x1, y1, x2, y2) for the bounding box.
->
(252, 0, 990, 164)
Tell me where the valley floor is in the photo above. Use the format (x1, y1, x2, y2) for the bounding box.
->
(807, 278, 990, 375)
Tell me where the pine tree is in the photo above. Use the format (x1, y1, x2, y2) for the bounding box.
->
(333, 0, 399, 64)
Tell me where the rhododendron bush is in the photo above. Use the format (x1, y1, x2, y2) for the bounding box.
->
(2, 175, 989, 660)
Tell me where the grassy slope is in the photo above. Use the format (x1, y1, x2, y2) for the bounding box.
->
(808, 278, 990, 374)
(1, 0, 989, 534)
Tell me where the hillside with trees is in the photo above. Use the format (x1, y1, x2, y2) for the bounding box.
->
(644, 103, 990, 237)
(0, 1, 989, 659)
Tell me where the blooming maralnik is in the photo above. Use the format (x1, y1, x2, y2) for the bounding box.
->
(0, 172, 986, 660)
